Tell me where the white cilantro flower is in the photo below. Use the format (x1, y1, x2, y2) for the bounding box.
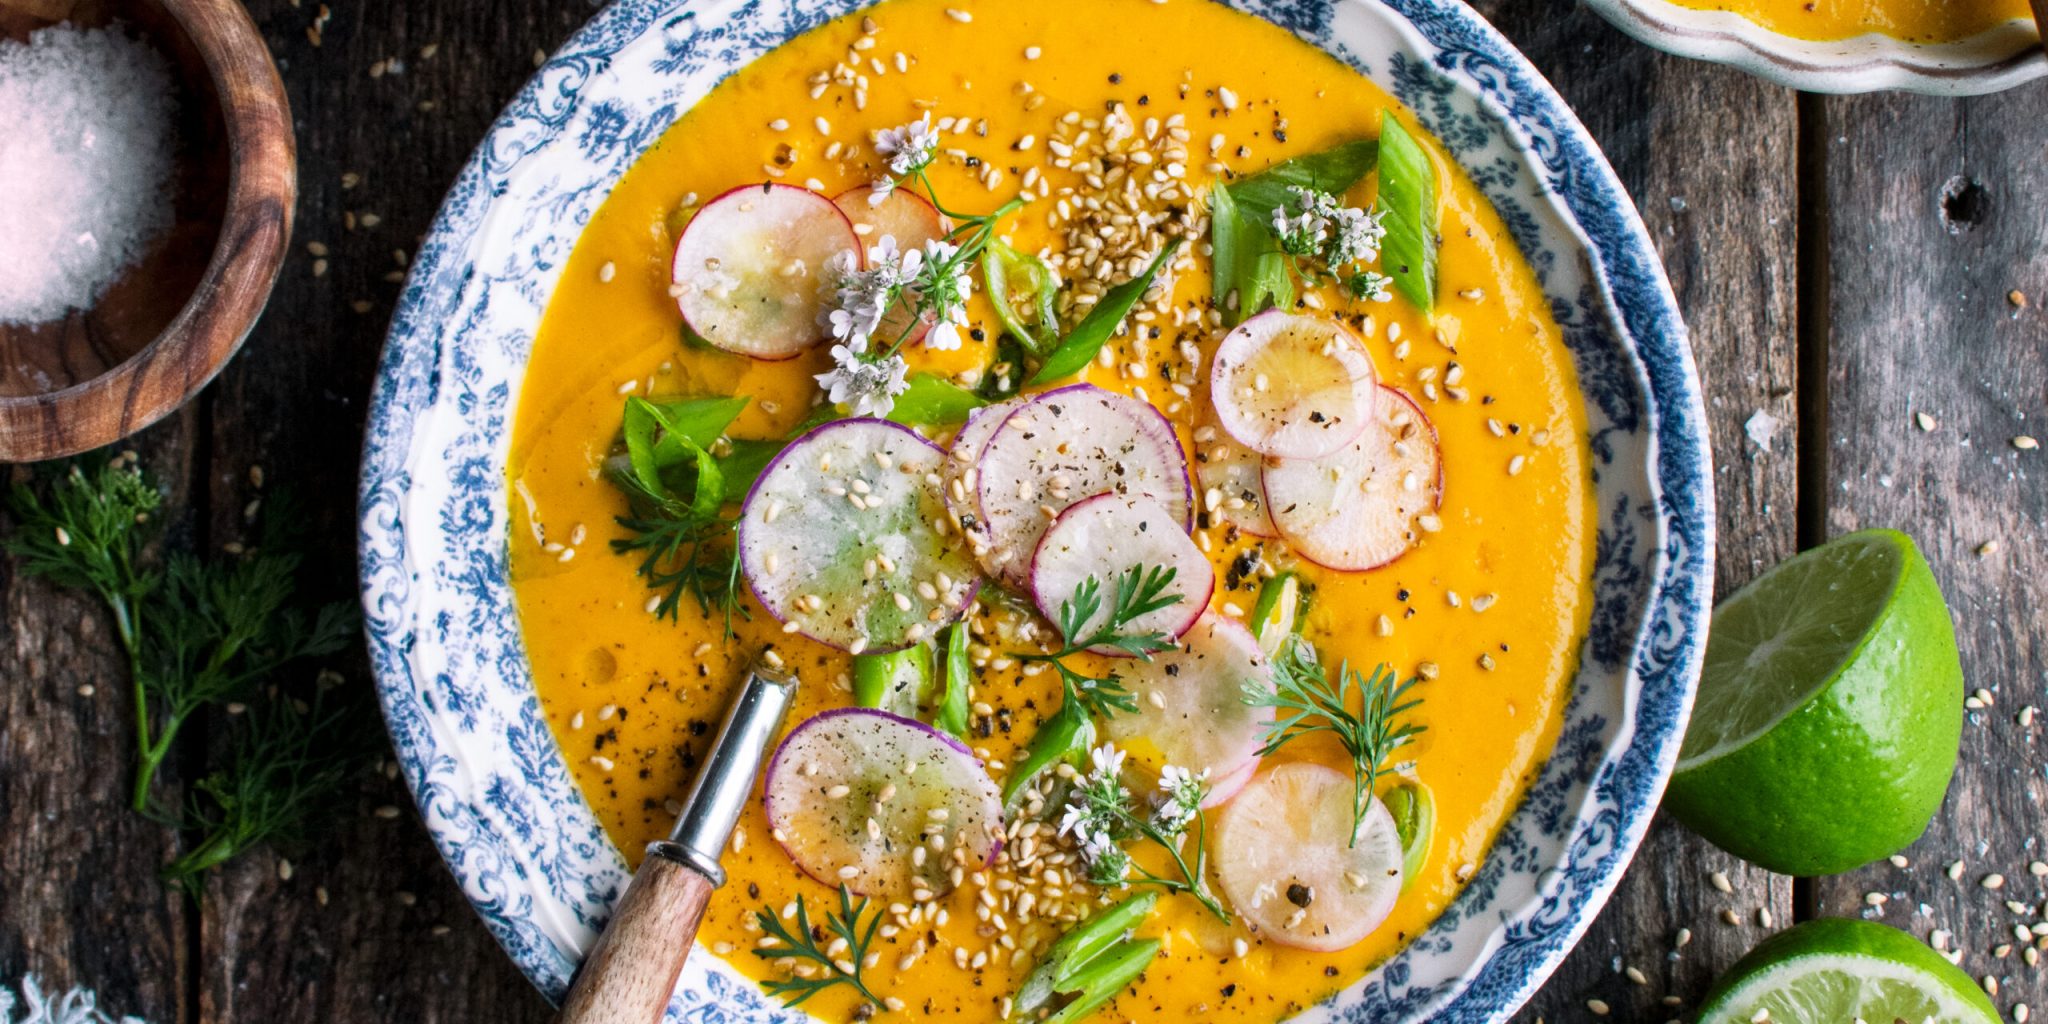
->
(910, 238, 972, 350)
(1326, 205, 1388, 268)
(873, 113, 939, 179)
(1149, 763, 1208, 836)
(1348, 270, 1395, 303)
(814, 343, 910, 419)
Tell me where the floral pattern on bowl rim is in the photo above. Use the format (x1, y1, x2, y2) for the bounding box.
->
(356, 0, 1716, 1020)
(1584, 0, 2045, 95)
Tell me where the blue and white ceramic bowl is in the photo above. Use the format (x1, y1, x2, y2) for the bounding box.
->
(358, 1, 1715, 1020)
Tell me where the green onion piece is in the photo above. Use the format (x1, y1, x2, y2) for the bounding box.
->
(887, 373, 987, 427)
(1225, 138, 1379, 223)
(1385, 780, 1436, 890)
(983, 237, 1060, 355)
(1374, 110, 1440, 315)
(1012, 893, 1161, 1021)
(1042, 939, 1164, 1024)
(852, 644, 934, 717)
(1003, 694, 1094, 805)
(934, 622, 972, 738)
(1026, 240, 1184, 386)
(1248, 572, 1306, 656)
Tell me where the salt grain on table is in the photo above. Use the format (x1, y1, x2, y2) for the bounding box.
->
(0, 23, 175, 324)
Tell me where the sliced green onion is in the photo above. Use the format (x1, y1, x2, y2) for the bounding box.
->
(1027, 240, 1183, 386)
(1012, 893, 1161, 1022)
(851, 643, 933, 717)
(1385, 780, 1436, 890)
(1374, 110, 1440, 315)
(1248, 572, 1307, 655)
(983, 237, 1060, 355)
(1003, 694, 1094, 805)
(1043, 939, 1162, 1024)
(934, 622, 972, 739)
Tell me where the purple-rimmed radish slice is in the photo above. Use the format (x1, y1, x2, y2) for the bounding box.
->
(834, 185, 948, 347)
(1262, 386, 1442, 572)
(1104, 613, 1272, 806)
(671, 182, 859, 360)
(974, 385, 1192, 586)
(1214, 763, 1403, 951)
(1029, 495, 1213, 653)
(739, 419, 981, 654)
(1193, 412, 1276, 537)
(764, 708, 1003, 899)
(1209, 312, 1377, 460)
(942, 396, 1028, 542)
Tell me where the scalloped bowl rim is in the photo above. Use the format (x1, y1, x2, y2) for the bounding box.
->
(1584, 0, 2046, 95)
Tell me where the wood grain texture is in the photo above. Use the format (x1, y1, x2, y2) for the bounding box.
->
(1465, 6, 1803, 1021)
(555, 855, 716, 1024)
(0, 413, 196, 1024)
(1809, 80, 2048, 1020)
(188, 3, 588, 1021)
(0, 0, 294, 463)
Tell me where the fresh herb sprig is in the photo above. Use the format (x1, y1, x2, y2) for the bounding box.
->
(1244, 635, 1427, 844)
(4, 457, 370, 889)
(1021, 565, 1183, 718)
(1058, 747, 1229, 921)
(1005, 566, 1183, 804)
(752, 886, 887, 1010)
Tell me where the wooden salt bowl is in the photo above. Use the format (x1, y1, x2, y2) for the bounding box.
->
(0, 0, 292, 462)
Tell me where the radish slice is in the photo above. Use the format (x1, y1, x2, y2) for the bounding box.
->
(1214, 763, 1404, 951)
(974, 385, 1192, 586)
(1104, 613, 1273, 806)
(834, 185, 948, 347)
(1029, 494, 1213, 653)
(763, 708, 1003, 899)
(1209, 312, 1377, 459)
(1262, 386, 1442, 572)
(1193, 412, 1277, 537)
(942, 396, 1028, 542)
(739, 419, 981, 654)
(671, 183, 858, 360)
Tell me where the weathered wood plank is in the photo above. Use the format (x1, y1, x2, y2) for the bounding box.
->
(187, 1, 592, 1021)
(1, 412, 197, 1024)
(1810, 82, 2048, 1020)
(1462, 6, 1804, 1020)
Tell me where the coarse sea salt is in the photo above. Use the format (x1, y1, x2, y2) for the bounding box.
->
(0, 23, 175, 325)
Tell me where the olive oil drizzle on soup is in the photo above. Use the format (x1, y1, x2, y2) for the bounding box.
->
(509, 0, 1596, 1019)
(1667, 0, 2031, 44)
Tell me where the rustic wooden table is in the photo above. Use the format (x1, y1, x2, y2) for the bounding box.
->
(2, 2, 2043, 1021)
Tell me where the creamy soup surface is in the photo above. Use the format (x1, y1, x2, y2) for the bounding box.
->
(1668, 0, 2030, 43)
(509, 0, 1598, 1019)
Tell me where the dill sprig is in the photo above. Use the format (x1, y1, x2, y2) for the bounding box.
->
(1244, 635, 1427, 844)
(1022, 565, 1183, 719)
(608, 469, 747, 633)
(751, 886, 887, 1010)
(163, 679, 377, 893)
(4, 457, 368, 890)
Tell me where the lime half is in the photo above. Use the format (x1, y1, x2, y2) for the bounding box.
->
(1665, 529, 1963, 876)
(1699, 918, 1999, 1024)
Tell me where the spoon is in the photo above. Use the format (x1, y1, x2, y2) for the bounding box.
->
(555, 664, 798, 1024)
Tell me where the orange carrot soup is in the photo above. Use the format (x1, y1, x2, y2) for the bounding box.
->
(1669, 0, 2031, 44)
(508, 0, 1596, 1020)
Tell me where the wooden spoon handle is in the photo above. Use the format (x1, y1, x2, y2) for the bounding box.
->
(555, 852, 716, 1024)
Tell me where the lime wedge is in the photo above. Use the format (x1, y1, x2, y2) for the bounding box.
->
(1698, 919, 1998, 1024)
(1666, 529, 1963, 876)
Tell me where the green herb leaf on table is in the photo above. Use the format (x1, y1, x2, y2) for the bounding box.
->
(1026, 239, 1184, 386)
(1373, 110, 1440, 315)
(752, 885, 887, 1010)
(1244, 635, 1426, 844)
(4, 458, 371, 890)
(983, 236, 1060, 356)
